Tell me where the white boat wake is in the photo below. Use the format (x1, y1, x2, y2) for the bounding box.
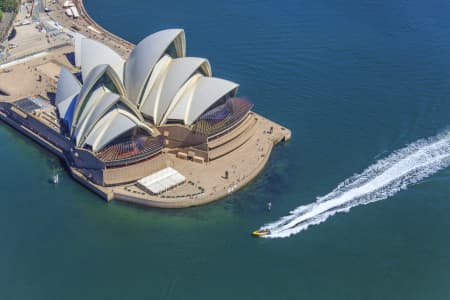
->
(262, 130, 450, 238)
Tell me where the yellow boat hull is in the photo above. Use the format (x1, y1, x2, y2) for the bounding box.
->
(252, 229, 270, 237)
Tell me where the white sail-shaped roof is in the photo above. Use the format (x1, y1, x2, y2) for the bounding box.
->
(160, 74, 202, 125)
(74, 34, 83, 67)
(166, 77, 239, 125)
(75, 84, 107, 126)
(80, 38, 125, 82)
(74, 91, 117, 145)
(72, 64, 128, 133)
(82, 110, 112, 149)
(124, 29, 186, 105)
(74, 86, 107, 133)
(55, 67, 81, 105)
(57, 93, 78, 122)
(187, 77, 238, 124)
(75, 92, 143, 146)
(139, 57, 211, 125)
(82, 108, 152, 152)
(163, 74, 201, 123)
(55, 27, 248, 154)
(137, 55, 172, 117)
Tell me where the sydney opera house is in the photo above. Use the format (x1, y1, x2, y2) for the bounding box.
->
(56, 29, 253, 169)
(0, 26, 290, 207)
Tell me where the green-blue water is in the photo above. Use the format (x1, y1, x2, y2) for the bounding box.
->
(1, 0, 450, 298)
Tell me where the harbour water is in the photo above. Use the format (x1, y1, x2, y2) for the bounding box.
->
(1, 0, 450, 298)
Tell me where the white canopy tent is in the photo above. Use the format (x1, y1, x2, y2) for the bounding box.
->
(137, 167, 186, 195)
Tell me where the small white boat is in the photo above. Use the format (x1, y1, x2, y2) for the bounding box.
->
(52, 173, 59, 184)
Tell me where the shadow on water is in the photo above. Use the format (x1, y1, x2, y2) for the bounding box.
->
(227, 145, 292, 216)
(110, 194, 233, 222)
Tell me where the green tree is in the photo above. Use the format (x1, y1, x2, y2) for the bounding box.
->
(0, 9, 3, 22)
(0, 0, 18, 12)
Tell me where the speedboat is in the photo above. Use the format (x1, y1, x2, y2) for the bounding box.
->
(251, 229, 270, 237)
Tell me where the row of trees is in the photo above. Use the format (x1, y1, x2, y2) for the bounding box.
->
(0, 0, 19, 13)
(0, 0, 19, 22)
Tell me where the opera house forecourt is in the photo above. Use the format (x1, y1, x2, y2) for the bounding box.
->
(0, 5, 290, 207)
